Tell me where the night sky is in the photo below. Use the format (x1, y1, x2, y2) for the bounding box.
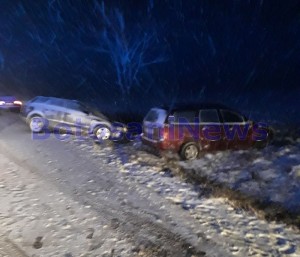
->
(0, 0, 299, 122)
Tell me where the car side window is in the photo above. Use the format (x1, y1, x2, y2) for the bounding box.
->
(220, 110, 244, 123)
(199, 109, 220, 123)
(31, 96, 47, 103)
(174, 111, 197, 123)
(46, 98, 65, 107)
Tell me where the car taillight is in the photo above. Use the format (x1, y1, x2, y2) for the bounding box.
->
(13, 100, 22, 105)
(159, 127, 169, 141)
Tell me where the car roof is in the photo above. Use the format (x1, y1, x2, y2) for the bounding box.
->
(0, 96, 17, 101)
(157, 102, 233, 112)
(32, 96, 79, 103)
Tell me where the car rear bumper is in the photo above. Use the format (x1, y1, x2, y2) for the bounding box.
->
(0, 105, 21, 111)
(141, 134, 180, 152)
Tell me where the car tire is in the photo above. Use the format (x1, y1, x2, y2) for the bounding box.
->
(180, 142, 199, 160)
(93, 125, 111, 141)
(29, 115, 45, 133)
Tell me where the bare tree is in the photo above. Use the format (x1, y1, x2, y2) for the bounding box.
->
(93, 2, 166, 96)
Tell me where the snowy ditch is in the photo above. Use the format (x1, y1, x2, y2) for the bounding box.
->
(179, 144, 300, 228)
(69, 134, 300, 256)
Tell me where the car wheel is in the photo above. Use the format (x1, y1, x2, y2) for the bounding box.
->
(180, 142, 199, 160)
(93, 125, 111, 141)
(29, 115, 45, 133)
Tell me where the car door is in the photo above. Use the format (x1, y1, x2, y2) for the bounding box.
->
(172, 110, 199, 146)
(63, 101, 90, 131)
(199, 109, 223, 151)
(43, 98, 66, 127)
(220, 109, 251, 149)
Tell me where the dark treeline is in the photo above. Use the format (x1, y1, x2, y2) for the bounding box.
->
(0, 0, 299, 122)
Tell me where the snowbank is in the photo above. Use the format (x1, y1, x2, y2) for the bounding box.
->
(179, 142, 300, 228)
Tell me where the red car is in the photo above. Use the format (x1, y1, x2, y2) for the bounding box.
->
(142, 104, 274, 160)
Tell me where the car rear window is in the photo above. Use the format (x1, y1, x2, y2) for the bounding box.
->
(144, 110, 159, 122)
(144, 109, 167, 124)
(199, 109, 220, 123)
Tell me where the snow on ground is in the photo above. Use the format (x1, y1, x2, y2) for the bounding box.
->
(0, 152, 134, 257)
(68, 137, 300, 256)
(1, 112, 227, 257)
(1, 112, 300, 256)
(180, 143, 300, 226)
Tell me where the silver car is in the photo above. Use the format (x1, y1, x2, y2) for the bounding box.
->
(21, 96, 123, 140)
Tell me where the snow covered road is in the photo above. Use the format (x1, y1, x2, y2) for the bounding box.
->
(0, 112, 224, 256)
(0, 111, 299, 256)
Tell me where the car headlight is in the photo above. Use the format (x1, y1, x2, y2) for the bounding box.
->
(112, 122, 127, 132)
(115, 126, 127, 132)
(0, 101, 5, 105)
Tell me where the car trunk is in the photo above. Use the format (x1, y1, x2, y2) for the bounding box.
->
(143, 108, 168, 141)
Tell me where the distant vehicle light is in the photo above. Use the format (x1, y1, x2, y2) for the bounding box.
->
(13, 100, 22, 105)
(0, 101, 5, 105)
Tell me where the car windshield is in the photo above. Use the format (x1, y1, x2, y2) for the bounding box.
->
(82, 103, 109, 120)
(77, 102, 90, 113)
(28, 96, 48, 103)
